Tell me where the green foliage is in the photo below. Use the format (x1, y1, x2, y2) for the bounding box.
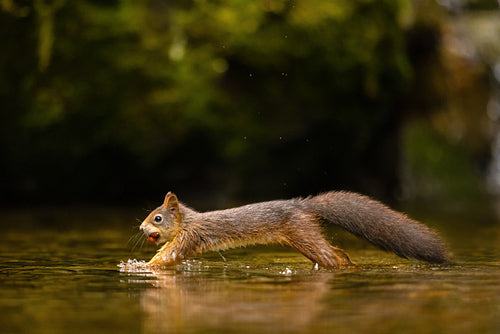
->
(1, 0, 413, 204)
(401, 121, 484, 202)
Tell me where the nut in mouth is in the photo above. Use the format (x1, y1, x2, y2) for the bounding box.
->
(147, 232, 160, 243)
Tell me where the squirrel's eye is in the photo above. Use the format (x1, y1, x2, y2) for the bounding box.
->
(154, 215, 162, 223)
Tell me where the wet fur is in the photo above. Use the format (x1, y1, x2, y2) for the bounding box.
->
(140, 191, 448, 269)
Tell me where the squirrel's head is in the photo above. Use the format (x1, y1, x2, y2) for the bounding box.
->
(140, 192, 182, 245)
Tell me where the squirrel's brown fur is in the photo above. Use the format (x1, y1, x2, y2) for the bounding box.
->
(139, 191, 448, 269)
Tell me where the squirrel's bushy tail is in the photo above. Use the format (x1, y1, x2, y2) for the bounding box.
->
(305, 191, 448, 263)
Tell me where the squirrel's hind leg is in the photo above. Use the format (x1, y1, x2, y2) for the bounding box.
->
(284, 214, 352, 269)
(291, 240, 352, 269)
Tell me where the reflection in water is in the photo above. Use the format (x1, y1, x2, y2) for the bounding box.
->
(121, 259, 334, 333)
(0, 208, 499, 334)
(120, 253, 499, 334)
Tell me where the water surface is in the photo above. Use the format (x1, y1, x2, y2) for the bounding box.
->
(0, 207, 498, 334)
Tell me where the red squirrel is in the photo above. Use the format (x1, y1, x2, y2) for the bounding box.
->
(138, 191, 448, 269)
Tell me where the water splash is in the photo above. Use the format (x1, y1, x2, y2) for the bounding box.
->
(279, 267, 294, 276)
(118, 259, 149, 273)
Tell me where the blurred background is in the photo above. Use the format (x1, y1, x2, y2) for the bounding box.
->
(1, 0, 500, 211)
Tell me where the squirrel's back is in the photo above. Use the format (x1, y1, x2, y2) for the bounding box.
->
(304, 191, 448, 263)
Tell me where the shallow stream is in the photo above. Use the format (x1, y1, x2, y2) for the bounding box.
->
(0, 206, 498, 333)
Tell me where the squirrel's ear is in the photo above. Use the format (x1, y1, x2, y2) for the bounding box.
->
(164, 192, 180, 221)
